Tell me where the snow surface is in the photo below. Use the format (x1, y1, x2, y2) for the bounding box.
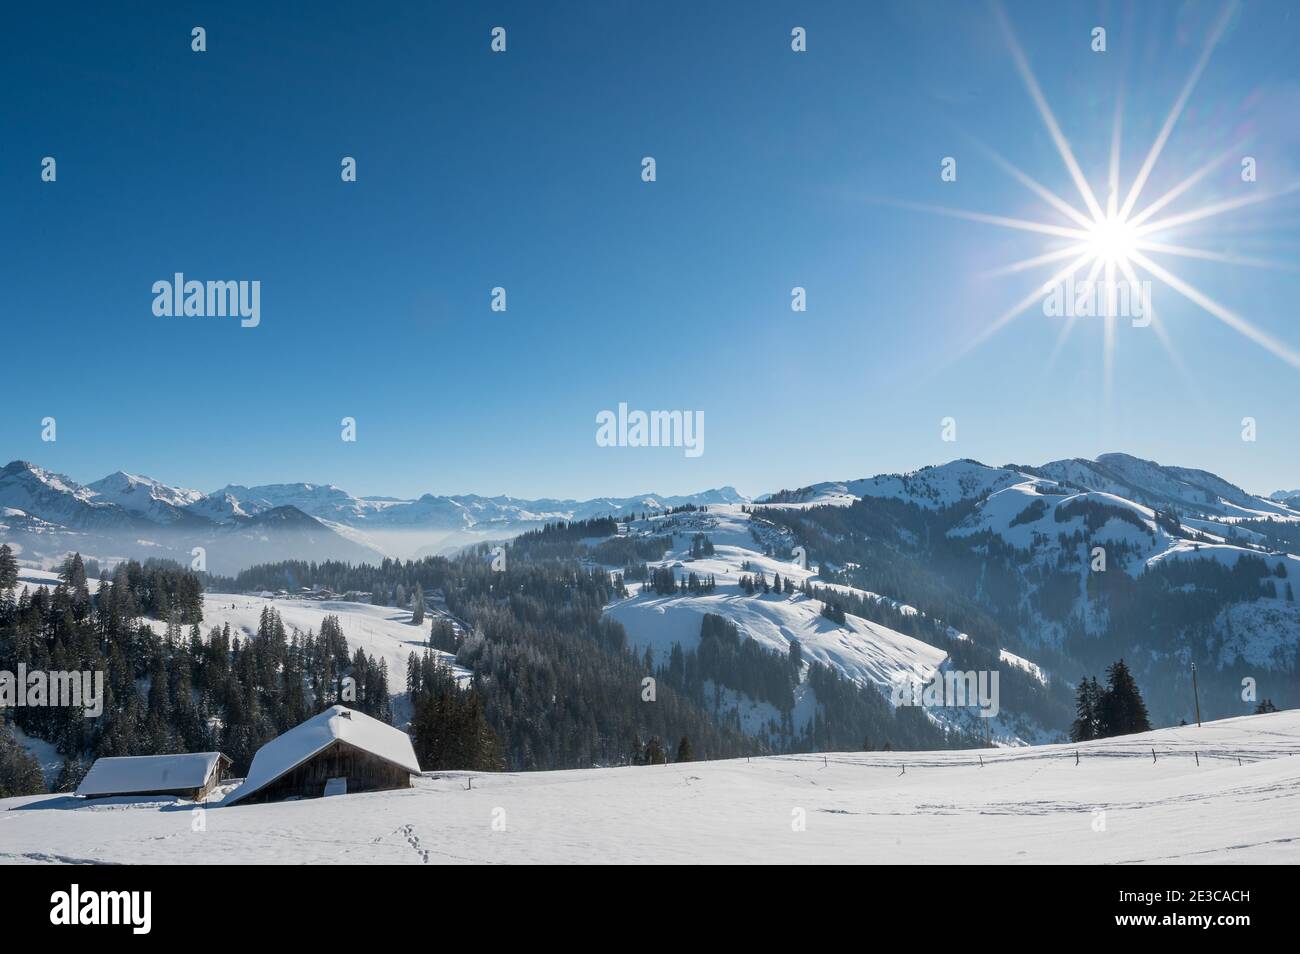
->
(227, 706, 420, 805)
(3, 710, 1297, 864)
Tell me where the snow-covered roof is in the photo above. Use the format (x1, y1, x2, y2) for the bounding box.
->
(77, 752, 228, 797)
(226, 705, 420, 805)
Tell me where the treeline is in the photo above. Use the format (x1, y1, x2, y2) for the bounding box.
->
(219, 556, 453, 601)
(515, 518, 619, 545)
(510, 518, 619, 561)
(645, 565, 717, 595)
(591, 534, 670, 566)
(1231, 517, 1300, 554)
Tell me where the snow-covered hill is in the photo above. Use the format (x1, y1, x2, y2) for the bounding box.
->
(600, 505, 1054, 744)
(606, 506, 944, 687)
(763, 459, 1024, 509)
(3, 710, 1296, 864)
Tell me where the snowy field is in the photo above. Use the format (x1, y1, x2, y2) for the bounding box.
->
(2, 711, 1297, 864)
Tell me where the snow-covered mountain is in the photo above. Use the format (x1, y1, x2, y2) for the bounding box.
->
(205, 482, 381, 524)
(754, 454, 1300, 727)
(202, 482, 749, 531)
(764, 453, 1298, 522)
(0, 460, 135, 531)
(0, 459, 751, 571)
(85, 470, 206, 525)
(1029, 452, 1297, 520)
(0, 461, 382, 574)
(3, 452, 1292, 580)
(1271, 488, 1300, 508)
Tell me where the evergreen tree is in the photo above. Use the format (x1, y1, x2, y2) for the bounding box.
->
(0, 544, 17, 618)
(675, 735, 694, 762)
(0, 543, 20, 592)
(1097, 659, 1151, 737)
(1070, 676, 1102, 742)
(411, 583, 425, 625)
(54, 756, 90, 793)
(0, 714, 46, 797)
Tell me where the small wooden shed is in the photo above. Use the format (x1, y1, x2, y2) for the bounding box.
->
(77, 752, 232, 801)
(226, 705, 421, 806)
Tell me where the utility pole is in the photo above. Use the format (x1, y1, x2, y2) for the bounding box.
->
(1191, 662, 1202, 728)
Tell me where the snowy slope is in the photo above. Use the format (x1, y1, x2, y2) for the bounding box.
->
(609, 590, 946, 699)
(600, 504, 1051, 744)
(950, 481, 1169, 571)
(145, 592, 461, 687)
(3, 710, 1297, 864)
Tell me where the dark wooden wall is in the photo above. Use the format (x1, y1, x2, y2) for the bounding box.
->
(193, 756, 232, 801)
(237, 740, 412, 804)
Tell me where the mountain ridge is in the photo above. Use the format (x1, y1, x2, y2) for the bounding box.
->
(2, 455, 1295, 574)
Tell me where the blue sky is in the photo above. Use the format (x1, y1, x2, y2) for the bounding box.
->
(3, 1, 1299, 500)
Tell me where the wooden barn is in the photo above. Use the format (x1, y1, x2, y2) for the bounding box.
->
(226, 705, 421, 806)
(77, 752, 232, 801)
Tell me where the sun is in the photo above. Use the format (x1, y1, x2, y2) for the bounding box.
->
(1085, 214, 1138, 266)
(883, 1, 1300, 384)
